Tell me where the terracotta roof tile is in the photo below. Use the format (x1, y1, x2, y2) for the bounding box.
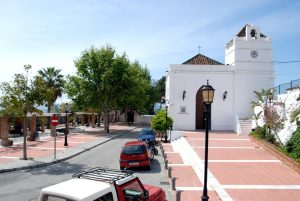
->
(182, 53, 223, 65)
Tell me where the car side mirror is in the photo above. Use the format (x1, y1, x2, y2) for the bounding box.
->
(144, 190, 149, 200)
(124, 189, 143, 200)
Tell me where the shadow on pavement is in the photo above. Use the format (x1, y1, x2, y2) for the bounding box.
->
(27, 161, 88, 176)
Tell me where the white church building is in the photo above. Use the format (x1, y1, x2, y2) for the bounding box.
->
(165, 24, 274, 133)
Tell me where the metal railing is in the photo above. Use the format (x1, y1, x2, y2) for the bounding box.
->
(274, 79, 300, 95)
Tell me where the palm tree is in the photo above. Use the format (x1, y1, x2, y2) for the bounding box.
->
(38, 67, 65, 113)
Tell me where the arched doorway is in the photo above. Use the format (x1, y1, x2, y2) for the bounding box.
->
(195, 89, 211, 130)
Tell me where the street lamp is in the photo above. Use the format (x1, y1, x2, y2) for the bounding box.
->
(64, 103, 70, 147)
(268, 90, 273, 104)
(200, 80, 215, 201)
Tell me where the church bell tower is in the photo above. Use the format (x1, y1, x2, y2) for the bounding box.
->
(225, 24, 274, 119)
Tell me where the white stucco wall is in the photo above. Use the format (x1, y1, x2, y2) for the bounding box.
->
(166, 25, 274, 132)
(167, 65, 234, 130)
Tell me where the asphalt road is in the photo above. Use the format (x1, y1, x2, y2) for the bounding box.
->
(0, 129, 173, 201)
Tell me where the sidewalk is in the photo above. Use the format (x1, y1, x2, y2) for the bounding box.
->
(0, 124, 136, 173)
(162, 131, 300, 201)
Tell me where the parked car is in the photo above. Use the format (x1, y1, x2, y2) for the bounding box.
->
(138, 128, 156, 143)
(119, 141, 154, 170)
(39, 167, 166, 201)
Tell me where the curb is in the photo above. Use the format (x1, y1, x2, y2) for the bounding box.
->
(0, 127, 138, 173)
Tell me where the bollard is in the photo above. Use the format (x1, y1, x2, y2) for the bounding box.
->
(176, 190, 181, 201)
(165, 159, 168, 169)
(172, 177, 176, 190)
(163, 152, 167, 160)
(168, 167, 172, 178)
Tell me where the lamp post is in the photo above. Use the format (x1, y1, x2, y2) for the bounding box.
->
(200, 80, 215, 201)
(64, 103, 70, 147)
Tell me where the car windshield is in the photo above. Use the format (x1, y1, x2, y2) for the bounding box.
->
(139, 129, 154, 136)
(122, 145, 145, 155)
(41, 195, 75, 201)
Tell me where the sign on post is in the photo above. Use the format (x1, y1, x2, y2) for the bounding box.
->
(51, 115, 59, 127)
(51, 115, 59, 160)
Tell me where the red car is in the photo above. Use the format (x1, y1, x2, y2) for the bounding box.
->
(120, 141, 154, 170)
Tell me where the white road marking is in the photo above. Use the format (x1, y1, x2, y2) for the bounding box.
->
(189, 138, 250, 141)
(172, 138, 233, 200)
(0, 156, 19, 159)
(193, 146, 260, 149)
(175, 187, 204, 191)
(222, 185, 300, 190)
(207, 160, 281, 163)
(27, 146, 66, 150)
(168, 164, 191, 166)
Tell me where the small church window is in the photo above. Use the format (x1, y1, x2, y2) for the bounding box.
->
(180, 106, 187, 114)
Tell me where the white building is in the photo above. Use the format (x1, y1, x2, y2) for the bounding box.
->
(166, 24, 274, 133)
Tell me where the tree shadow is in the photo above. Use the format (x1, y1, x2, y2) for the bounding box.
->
(27, 161, 88, 176)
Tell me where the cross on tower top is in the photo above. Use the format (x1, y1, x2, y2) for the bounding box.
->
(197, 45, 201, 54)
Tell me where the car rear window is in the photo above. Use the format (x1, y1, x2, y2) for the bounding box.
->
(122, 145, 145, 155)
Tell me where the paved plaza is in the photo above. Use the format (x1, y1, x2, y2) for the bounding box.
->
(162, 131, 300, 201)
(1, 126, 300, 200)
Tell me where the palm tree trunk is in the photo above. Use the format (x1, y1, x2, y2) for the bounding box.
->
(23, 111, 27, 160)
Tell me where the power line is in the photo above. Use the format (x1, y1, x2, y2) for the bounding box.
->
(272, 60, 300, 64)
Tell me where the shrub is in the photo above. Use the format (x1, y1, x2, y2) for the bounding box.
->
(285, 127, 300, 159)
(151, 109, 173, 133)
(250, 126, 266, 139)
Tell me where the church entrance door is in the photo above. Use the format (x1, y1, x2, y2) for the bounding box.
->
(196, 89, 211, 130)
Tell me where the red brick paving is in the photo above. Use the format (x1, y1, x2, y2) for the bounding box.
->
(166, 153, 183, 164)
(163, 130, 300, 200)
(226, 189, 300, 201)
(162, 144, 174, 152)
(208, 162, 300, 185)
(194, 147, 277, 160)
(179, 190, 221, 201)
(171, 165, 201, 187)
(186, 138, 258, 148)
(0, 124, 132, 164)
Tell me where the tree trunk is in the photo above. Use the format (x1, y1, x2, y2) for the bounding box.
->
(104, 110, 110, 133)
(23, 112, 28, 160)
(92, 113, 95, 128)
(98, 112, 101, 127)
(114, 110, 118, 123)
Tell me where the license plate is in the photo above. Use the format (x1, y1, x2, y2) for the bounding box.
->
(129, 162, 139, 166)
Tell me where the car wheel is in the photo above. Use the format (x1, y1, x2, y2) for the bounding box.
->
(145, 165, 151, 171)
(120, 166, 124, 170)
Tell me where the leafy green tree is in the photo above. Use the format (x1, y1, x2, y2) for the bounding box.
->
(0, 65, 44, 159)
(38, 67, 65, 113)
(67, 45, 153, 132)
(154, 76, 166, 102)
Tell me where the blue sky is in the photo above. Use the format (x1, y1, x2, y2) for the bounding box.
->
(1, 0, 300, 89)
